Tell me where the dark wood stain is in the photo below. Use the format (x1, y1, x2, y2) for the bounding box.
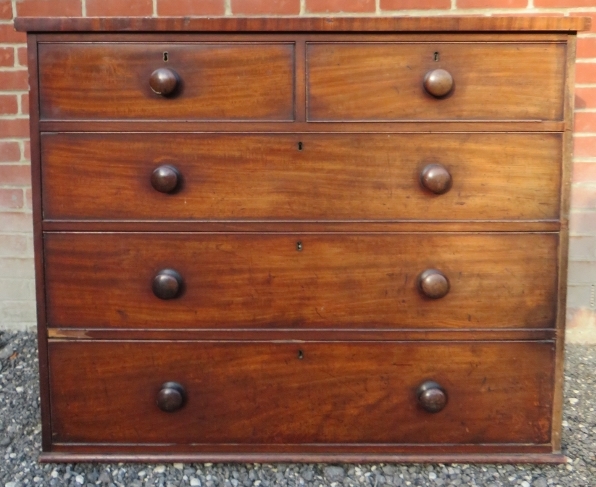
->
(307, 43, 566, 121)
(44, 232, 558, 330)
(48, 340, 554, 445)
(14, 16, 590, 33)
(41, 132, 562, 221)
(37, 452, 567, 464)
(18, 16, 586, 462)
(38, 43, 295, 121)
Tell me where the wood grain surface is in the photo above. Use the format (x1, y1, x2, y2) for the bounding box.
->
(40, 221, 562, 234)
(44, 232, 558, 329)
(38, 451, 565, 464)
(15, 16, 591, 33)
(41, 132, 562, 221)
(307, 43, 565, 121)
(38, 120, 567, 133)
(48, 340, 554, 445)
(20, 17, 579, 461)
(46, 328, 557, 342)
(38, 43, 294, 121)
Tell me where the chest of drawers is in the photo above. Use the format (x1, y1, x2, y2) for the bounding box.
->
(15, 16, 589, 463)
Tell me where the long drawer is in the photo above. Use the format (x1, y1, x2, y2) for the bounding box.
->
(307, 42, 565, 121)
(48, 340, 554, 445)
(38, 43, 295, 121)
(41, 132, 562, 221)
(44, 232, 558, 329)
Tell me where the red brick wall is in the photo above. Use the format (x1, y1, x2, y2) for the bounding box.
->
(2, 0, 595, 340)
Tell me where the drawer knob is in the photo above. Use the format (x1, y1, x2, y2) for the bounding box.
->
(150, 68, 180, 96)
(420, 164, 452, 195)
(151, 165, 180, 193)
(153, 269, 183, 300)
(418, 269, 450, 299)
(417, 380, 447, 413)
(423, 69, 454, 98)
(157, 382, 186, 412)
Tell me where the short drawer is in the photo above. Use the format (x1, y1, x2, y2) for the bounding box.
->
(38, 43, 294, 121)
(48, 340, 554, 445)
(44, 232, 557, 329)
(307, 42, 565, 121)
(41, 132, 562, 221)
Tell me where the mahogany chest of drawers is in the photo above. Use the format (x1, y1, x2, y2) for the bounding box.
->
(15, 16, 589, 463)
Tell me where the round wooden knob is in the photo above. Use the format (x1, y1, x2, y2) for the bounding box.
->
(417, 381, 447, 413)
(151, 165, 180, 193)
(149, 68, 180, 96)
(152, 269, 183, 300)
(423, 69, 454, 98)
(157, 382, 186, 412)
(418, 269, 450, 299)
(420, 164, 452, 195)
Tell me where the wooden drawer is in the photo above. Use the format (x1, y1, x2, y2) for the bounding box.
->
(48, 340, 554, 445)
(41, 132, 562, 221)
(307, 42, 565, 121)
(44, 232, 557, 330)
(38, 43, 294, 121)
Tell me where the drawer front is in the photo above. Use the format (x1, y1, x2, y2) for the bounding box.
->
(38, 43, 294, 121)
(49, 340, 554, 445)
(41, 132, 561, 221)
(307, 43, 565, 121)
(44, 233, 557, 329)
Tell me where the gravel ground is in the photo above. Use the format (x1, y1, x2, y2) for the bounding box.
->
(0, 330, 594, 487)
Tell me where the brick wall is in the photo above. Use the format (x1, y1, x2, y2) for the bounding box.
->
(1, 0, 595, 341)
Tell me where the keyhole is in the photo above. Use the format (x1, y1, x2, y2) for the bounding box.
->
(163, 51, 169, 62)
(298, 141, 303, 151)
(296, 241, 303, 251)
(298, 350, 304, 360)
(434, 52, 440, 62)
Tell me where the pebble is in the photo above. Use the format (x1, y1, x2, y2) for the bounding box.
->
(98, 472, 111, 484)
(0, 331, 595, 487)
(301, 469, 314, 481)
(0, 346, 14, 360)
(323, 466, 345, 482)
